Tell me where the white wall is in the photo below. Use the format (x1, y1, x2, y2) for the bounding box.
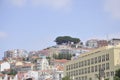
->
(0, 62, 10, 71)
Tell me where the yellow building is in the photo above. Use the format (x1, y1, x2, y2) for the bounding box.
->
(64, 44, 120, 80)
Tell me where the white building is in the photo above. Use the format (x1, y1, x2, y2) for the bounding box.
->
(0, 62, 10, 72)
(22, 71, 38, 80)
(37, 56, 50, 70)
(53, 70, 63, 80)
(86, 39, 98, 48)
(108, 38, 120, 46)
(4, 49, 28, 58)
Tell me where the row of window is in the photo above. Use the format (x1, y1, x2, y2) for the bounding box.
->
(66, 63, 109, 76)
(66, 54, 109, 70)
(70, 71, 114, 80)
(74, 76, 87, 80)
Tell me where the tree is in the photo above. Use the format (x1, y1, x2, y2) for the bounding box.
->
(46, 57, 51, 65)
(62, 76, 71, 80)
(114, 76, 120, 80)
(53, 53, 58, 59)
(114, 69, 120, 80)
(8, 69, 17, 75)
(55, 36, 80, 45)
(53, 53, 73, 60)
(105, 78, 109, 80)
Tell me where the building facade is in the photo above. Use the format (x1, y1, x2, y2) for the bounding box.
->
(36, 56, 50, 70)
(86, 39, 108, 48)
(86, 39, 98, 48)
(4, 49, 28, 59)
(0, 62, 10, 72)
(64, 44, 120, 80)
(108, 38, 120, 46)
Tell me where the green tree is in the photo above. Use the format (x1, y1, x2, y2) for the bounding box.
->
(53, 53, 58, 59)
(114, 69, 120, 80)
(105, 78, 109, 80)
(53, 53, 73, 60)
(55, 36, 80, 45)
(8, 69, 17, 75)
(62, 76, 71, 80)
(46, 57, 51, 65)
(114, 76, 120, 80)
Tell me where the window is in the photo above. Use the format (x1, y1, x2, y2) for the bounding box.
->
(69, 72, 70, 76)
(95, 57, 97, 63)
(89, 78, 92, 80)
(71, 64, 73, 70)
(85, 68, 87, 74)
(91, 66, 94, 72)
(98, 56, 101, 62)
(85, 60, 87, 66)
(88, 59, 90, 65)
(98, 64, 101, 70)
(79, 77, 81, 80)
(106, 54, 109, 61)
(76, 70, 78, 76)
(88, 67, 90, 73)
(95, 65, 97, 72)
(111, 71, 114, 76)
(71, 71, 73, 76)
(76, 63, 78, 68)
(69, 65, 70, 70)
(82, 69, 84, 74)
(91, 58, 94, 64)
(79, 62, 81, 67)
(76, 77, 78, 80)
(59, 74, 61, 78)
(82, 76, 84, 80)
(102, 55, 105, 62)
(85, 76, 87, 80)
(66, 65, 68, 71)
(106, 63, 110, 70)
(79, 69, 81, 75)
(102, 64, 105, 70)
(74, 71, 76, 76)
(81, 61, 83, 67)
(106, 72, 110, 77)
(74, 64, 75, 69)
(67, 72, 69, 76)
(83, 61, 85, 66)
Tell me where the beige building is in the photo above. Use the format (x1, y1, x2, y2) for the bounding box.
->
(64, 44, 120, 80)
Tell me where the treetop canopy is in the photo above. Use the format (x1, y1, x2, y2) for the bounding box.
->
(55, 36, 80, 45)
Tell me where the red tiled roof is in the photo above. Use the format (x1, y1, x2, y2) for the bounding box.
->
(0, 74, 5, 77)
(54, 59, 69, 63)
(56, 65, 64, 71)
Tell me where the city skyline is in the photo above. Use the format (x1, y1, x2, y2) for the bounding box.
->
(0, 0, 120, 59)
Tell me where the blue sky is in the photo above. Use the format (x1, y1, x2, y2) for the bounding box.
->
(0, 0, 120, 59)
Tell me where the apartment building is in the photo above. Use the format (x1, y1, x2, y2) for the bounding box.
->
(64, 44, 120, 80)
(86, 39, 108, 48)
(108, 38, 120, 46)
(4, 49, 28, 59)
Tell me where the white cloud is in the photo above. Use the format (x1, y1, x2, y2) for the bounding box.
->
(104, 0, 120, 19)
(0, 32, 8, 39)
(8, 0, 73, 10)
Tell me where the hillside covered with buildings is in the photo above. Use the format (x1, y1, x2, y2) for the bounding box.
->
(0, 37, 120, 80)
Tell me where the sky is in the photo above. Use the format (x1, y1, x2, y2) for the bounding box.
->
(0, 0, 120, 59)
